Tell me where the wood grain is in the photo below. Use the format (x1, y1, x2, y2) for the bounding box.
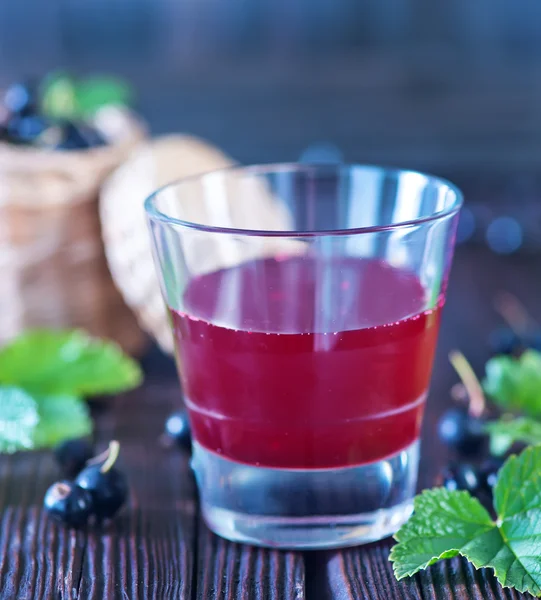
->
(0, 450, 86, 598)
(324, 542, 535, 600)
(77, 384, 196, 600)
(196, 520, 305, 600)
(0, 380, 196, 599)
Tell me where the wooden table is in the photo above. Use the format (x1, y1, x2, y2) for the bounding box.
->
(0, 242, 539, 599)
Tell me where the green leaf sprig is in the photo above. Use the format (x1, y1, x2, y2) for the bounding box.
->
(40, 72, 133, 121)
(485, 416, 541, 456)
(483, 350, 541, 455)
(480, 293, 541, 454)
(484, 351, 541, 417)
(0, 330, 142, 453)
(390, 444, 541, 596)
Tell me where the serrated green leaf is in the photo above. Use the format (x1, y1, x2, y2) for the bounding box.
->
(33, 394, 92, 448)
(485, 417, 541, 456)
(390, 445, 541, 596)
(492, 446, 541, 592)
(0, 386, 39, 453)
(484, 351, 541, 417)
(0, 330, 142, 397)
(390, 489, 496, 579)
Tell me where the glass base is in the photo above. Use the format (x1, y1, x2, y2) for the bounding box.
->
(192, 440, 419, 549)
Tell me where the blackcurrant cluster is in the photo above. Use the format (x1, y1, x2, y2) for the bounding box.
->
(44, 440, 128, 528)
(0, 82, 105, 150)
(437, 352, 500, 500)
(437, 407, 499, 498)
(440, 459, 503, 496)
(438, 294, 539, 500)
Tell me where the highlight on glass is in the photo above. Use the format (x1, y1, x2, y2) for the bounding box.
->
(145, 164, 462, 549)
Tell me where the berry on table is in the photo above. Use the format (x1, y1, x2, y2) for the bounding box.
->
(479, 458, 504, 493)
(75, 440, 128, 520)
(164, 410, 192, 451)
(441, 462, 481, 494)
(438, 351, 487, 457)
(54, 438, 94, 478)
(438, 406, 485, 456)
(488, 327, 523, 356)
(44, 480, 94, 528)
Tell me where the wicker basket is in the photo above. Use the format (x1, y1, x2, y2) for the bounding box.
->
(0, 108, 147, 354)
(100, 135, 306, 354)
(100, 135, 235, 353)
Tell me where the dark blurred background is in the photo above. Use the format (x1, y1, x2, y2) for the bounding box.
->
(2, 0, 541, 252)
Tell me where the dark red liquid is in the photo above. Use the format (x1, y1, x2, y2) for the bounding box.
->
(170, 256, 442, 469)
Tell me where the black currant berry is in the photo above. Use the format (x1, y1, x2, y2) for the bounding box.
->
(4, 82, 37, 116)
(164, 411, 192, 450)
(488, 327, 523, 356)
(441, 351, 488, 457)
(75, 441, 128, 520)
(7, 115, 50, 145)
(488, 327, 541, 356)
(523, 331, 541, 352)
(479, 458, 504, 493)
(438, 406, 485, 457)
(44, 480, 94, 528)
(54, 438, 94, 478)
(441, 463, 481, 494)
(56, 122, 106, 150)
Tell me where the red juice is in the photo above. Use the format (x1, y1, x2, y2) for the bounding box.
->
(170, 255, 442, 469)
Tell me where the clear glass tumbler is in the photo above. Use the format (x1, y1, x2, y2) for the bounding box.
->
(145, 164, 462, 549)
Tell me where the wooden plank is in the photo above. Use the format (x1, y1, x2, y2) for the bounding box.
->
(324, 542, 531, 600)
(78, 383, 196, 600)
(196, 520, 305, 600)
(324, 542, 422, 599)
(0, 451, 86, 599)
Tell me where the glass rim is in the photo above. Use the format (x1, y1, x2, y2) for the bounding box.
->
(144, 162, 463, 237)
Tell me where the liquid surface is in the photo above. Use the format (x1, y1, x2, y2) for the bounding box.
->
(170, 256, 442, 468)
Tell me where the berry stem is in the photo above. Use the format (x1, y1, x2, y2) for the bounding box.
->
(100, 441, 120, 474)
(494, 291, 536, 335)
(86, 446, 110, 467)
(449, 351, 485, 418)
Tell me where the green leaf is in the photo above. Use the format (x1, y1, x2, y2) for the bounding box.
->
(390, 489, 497, 579)
(0, 386, 92, 453)
(0, 330, 142, 397)
(0, 387, 39, 453)
(484, 351, 541, 417)
(41, 73, 133, 120)
(485, 417, 541, 456)
(75, 77, 132, 116)
(390, 445, 541, 596)
(33, 394, 92, 448)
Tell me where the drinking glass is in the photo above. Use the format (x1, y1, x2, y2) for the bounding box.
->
(145, 164, 462, 549)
